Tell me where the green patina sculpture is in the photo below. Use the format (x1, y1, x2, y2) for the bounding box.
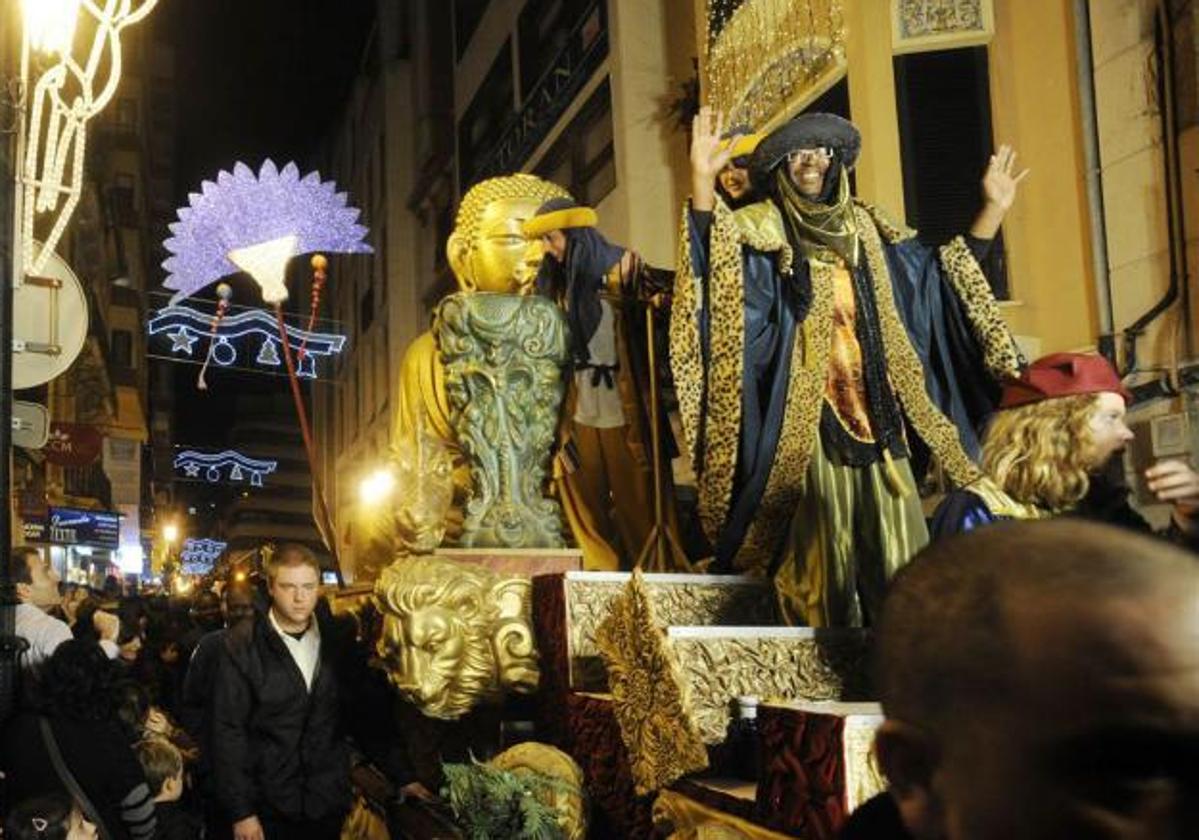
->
(435, 291, 569, 548)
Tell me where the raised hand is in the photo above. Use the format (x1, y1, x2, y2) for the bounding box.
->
(691, 107, 739, 211)
(970, 144, 1029, 239)
(981, 145, 1028, 212)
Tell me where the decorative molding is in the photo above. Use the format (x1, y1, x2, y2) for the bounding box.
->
(562, 572, 779, 690)
(667, 628, 871, 744)
(891, 0, 994, 55)
(595, 570, 710, 794)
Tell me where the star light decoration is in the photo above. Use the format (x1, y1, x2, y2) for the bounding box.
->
(174, 449, 278, 486)
(180, 538, 227, 574)
(148, 305, 347, 378)
(161, 160, 372, 305)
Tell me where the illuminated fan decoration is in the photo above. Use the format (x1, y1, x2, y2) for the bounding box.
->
(180, 538, 227, 574)
(148, 305, 347, 378)
(161, 159, 371, 305)
(174, 449, 278, 486)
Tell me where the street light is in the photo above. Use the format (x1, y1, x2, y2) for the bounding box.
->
(20, 0, 81, 55)
(163, 522, 179, 545)
(358, 467, 396, 506)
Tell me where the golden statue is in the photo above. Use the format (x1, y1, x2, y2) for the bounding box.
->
(392, 174, 572, 549)
(374, 555, 539, 719)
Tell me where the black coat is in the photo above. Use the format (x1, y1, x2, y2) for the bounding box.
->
(210, 611, 351, 823)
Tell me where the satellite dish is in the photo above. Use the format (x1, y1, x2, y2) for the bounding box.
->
(13, 242, 89, 389)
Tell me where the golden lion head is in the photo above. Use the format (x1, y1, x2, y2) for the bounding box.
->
(374, 556, 539, 719)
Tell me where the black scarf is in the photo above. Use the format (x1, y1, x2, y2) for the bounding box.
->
(535, 227, 625, 366)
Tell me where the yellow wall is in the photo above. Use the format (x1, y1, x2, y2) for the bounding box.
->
(988, 0, 1097, 353)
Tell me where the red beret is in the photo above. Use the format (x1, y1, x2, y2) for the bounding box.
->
(1000, 352, 1131, 409)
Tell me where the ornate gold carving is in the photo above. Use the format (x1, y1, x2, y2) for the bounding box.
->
(595, 570, 710, 794)
(374, 556, 539, 719)
(669, 631, 870, 744)
(564, 573, 779, 690)
(489, 742, 588, 840)
(843, 713, 887, 814)
(653, 790, 795, 840)
(704, 0, 848, 131)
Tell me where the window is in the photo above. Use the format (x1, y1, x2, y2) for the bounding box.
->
(111, 330, 133, 369)
(533, 79, 615, 207)
(454, 0, 490, 60)
(894, 47, 1008, 298)
(457, 40, 515, 187)
(517, 0, 591, 99)
(107, 173, 137, 227)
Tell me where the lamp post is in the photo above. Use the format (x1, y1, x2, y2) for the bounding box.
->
(1, 0, 85, 725)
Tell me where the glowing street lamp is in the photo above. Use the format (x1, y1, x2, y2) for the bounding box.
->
(21, 0, 82, 56)
(162, 522, 179, 545)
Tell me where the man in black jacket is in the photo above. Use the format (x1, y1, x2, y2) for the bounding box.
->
(211, 545, 350, 840)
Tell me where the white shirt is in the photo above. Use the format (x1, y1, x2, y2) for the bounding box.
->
(268, 607, 321, 691)
(573, 299, 626, 428)
(15, 602, 118, 667)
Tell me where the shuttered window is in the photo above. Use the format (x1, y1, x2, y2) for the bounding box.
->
(894, 46, 1008, 299)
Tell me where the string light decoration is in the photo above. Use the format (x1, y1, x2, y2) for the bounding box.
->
(174, 450, 278, 486)
(147, 303, 347, 378)
(161, 159, 371, 305)
(19, 0, 160, 276)
(703, 0, 846, 131)
(180, 538, 227, 574)
(163, 159, 373, 586)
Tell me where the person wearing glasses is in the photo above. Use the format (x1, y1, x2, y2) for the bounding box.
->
(677, 108, 1027, 627)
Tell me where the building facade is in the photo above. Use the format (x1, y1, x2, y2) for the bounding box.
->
(311, 0, 1199, 577)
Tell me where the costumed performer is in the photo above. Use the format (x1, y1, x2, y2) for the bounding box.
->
(676, 107, 1027, 626)
(931, 351, 1199, 545)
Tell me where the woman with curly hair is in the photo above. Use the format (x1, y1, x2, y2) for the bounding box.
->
(931, 352, 1199, 540)
(0, 641, 157, 840)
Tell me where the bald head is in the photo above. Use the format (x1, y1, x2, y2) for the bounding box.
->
(875, 520, 1199, 840)
(878, 520, 1196, 729)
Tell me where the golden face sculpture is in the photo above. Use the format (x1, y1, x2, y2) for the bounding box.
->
(447, 174, 571, 294)
(374, 556, 539, 719)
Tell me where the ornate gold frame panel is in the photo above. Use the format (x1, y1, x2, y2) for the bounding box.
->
(891, 0, 995, 56)
(595, 570, 710, 794)
(666, 627, 871, 744)
(563, 571, 780, 691)
(698, 0, 849, 131)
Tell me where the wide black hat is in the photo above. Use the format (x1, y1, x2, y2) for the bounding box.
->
(749, 112, 861, 192)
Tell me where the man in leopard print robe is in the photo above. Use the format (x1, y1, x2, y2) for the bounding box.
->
(673, 109, 1027, 626)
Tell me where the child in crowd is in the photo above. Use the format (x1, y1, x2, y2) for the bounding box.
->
(134, 738, 200, 840)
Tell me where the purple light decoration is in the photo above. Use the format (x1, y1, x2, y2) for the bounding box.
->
(161, 159, 372, 304)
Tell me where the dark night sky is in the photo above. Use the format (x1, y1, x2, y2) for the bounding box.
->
(158, 0, 377, 445)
